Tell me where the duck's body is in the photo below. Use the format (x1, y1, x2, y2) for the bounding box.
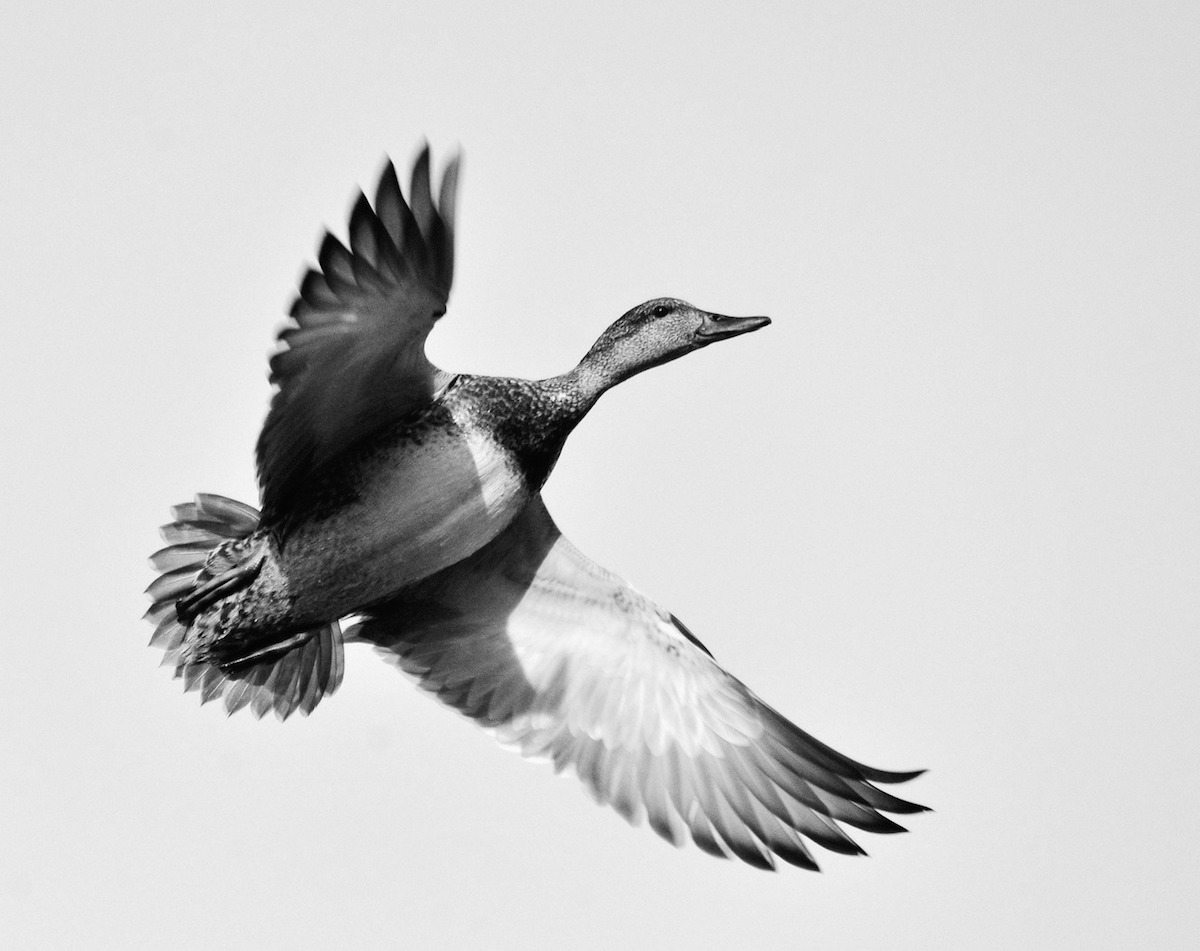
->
(205, 371, 594, 648)
(277, 374, 546, 619)
(146, 146, 925, 872)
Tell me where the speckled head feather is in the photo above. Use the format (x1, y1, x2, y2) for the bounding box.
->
(576, 297, 771, 390)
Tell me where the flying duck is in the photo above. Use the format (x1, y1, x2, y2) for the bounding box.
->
(146, 146, 926, 871)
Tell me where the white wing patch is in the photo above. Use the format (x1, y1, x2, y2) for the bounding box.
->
(459, 422, 524, 519)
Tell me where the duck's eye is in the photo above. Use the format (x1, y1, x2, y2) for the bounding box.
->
(651, 304, 671, 318)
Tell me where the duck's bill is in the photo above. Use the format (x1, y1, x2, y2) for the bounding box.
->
(695, 312, 772, 342)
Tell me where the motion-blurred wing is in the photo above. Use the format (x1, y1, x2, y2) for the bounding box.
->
(350, 497, 926, 871)
(256, 145, 460, 520)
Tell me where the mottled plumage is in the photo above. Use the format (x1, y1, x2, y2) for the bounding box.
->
(146, 146, 926, 871)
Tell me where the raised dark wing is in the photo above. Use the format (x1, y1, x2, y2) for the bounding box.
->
(256, 145, 460, 520)
(349, 497, 927, 871)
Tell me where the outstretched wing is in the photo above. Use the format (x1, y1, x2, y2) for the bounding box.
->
(350, 497, 927, 871)
(256, 145, 460, 520)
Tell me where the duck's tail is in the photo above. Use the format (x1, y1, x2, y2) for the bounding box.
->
(144, 493, 344, 720)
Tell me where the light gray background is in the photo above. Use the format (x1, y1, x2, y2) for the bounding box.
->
(3, 2, 1197, 948)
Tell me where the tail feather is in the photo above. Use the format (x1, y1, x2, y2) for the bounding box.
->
(146, 567, 199, 603)
(145, 493, 343, 720)
(171, 494, 260, 533)
(150, 542, 219, 572)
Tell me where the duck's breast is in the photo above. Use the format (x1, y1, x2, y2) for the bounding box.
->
(282, 401, 533, 618)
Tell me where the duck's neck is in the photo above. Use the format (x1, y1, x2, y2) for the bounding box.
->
(497, 345, 650, 491)
(558, 339, 645, 405)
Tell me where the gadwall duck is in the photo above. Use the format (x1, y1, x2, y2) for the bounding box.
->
(146, 146, 925, 870)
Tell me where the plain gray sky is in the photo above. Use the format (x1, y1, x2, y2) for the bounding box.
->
(3, 1, 1198, 948)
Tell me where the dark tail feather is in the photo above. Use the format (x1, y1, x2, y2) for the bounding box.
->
(145, 493, 344, 720)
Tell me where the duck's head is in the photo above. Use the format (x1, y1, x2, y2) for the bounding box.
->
(578, 298, 771, 390)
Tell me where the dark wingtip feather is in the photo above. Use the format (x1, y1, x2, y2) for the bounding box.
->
(414, 139, 432, 167)
(409, 145, 434, 239)
(438, 151, 461, 232)
(373, 159, 404, 236)
(772, 839, 823, 871)
(377, 156, 400, 190)
(348, 192, 380, 267)
(868, 816, 910, 835)
(296, 269, 340, 315)
(692, 836, 731, 861)
(859, 765, 927, 784)
(855, 782, 929, 815)
(784, 853, 823, 873)
(317, 233, 356, 289)
(877, 795, 929, 815)
(739, 846, 777, 872)
(810, 826, 869, 857)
